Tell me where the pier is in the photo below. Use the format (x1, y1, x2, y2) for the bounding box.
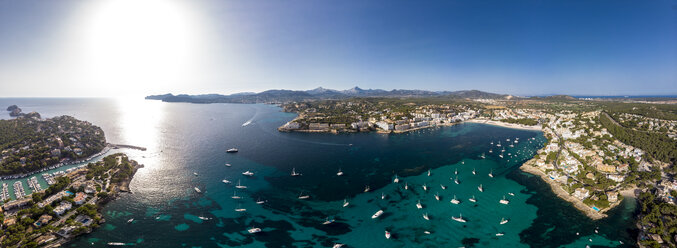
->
(108, 143, 147, 151)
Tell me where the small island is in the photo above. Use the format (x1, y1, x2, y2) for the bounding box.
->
(0, 153, 143, 247)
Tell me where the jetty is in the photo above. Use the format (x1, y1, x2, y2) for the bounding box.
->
(108, 143, 147, 151)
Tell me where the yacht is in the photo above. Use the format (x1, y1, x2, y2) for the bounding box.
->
(222, 179, 231, 184)
(489, 149, 493, 153)
(235, 206, 247, 212)
(509, 144, 514, 148)
(242, 171, 254, 176)
(478, 184, 484, 192)
(496, 232, 504, 237)
(332, 244, 345, 248)
(364, 185, 370, 192)
(298, 191, 310, 199)
(480, 153, 486, 159)
(472, 168, 476, 175)
(434, 192, 440, 201)
(450, 195, 460, 204)
(499, 196, 510, 205)
(127, 218, 134, 223)
(248, 227, 261, 233)
(427, 170, 431, 176)
(385, 230, 391, 239)
(291, 168, 301, 177)
(322, 217, 335, 225)
(499, 154, 504, 158)
(194, 187, 202, 193)
(488, 169, 494, 178)
(372, 210, 384, 219)
(454, 176, 460, 185)
(235, 180, 247, 189)
(454, 168, 458, 175)
(500, 217, 508, 224)
(452, 213, 466, 223)
(393, 175, 399, 183)
(107, 242, 126, 246)
(343, 199, 350, 207)
(256, 198, 266, 204)
(194, 172, 199, 176)
(337, 169, 343, 176)
(198, 216, 211, 220)
(461, 161, 465, 165)
(381, 192, 386, 200)
(424, 231, 431, 235)
(508, 192, 515, 196)
(231, 192, 241, 199)
(440, 184, 447, 190)
(497, 142, 502, 147)
(422, 184, 428, 191)
(416, 200, 423, 209)
(225, 163, 232, 167)
(423, 213, 430, 220)
(404, 182, 409, 190)
(469, 195, 477, 203)
(227, 148, 239, 153)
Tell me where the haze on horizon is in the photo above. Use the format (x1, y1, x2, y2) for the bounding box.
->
(0, 0, 675, 98)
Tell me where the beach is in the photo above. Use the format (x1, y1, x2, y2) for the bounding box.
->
(467, 119, 542, 131)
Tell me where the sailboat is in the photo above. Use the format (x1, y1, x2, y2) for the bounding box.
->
(333, 244, 345, 248)
(381, 192, 386, 200)
(454, 176, 460, 185)
(234, 204, 246, 212)
(434, 192, 440, 201)
(423, 213, 430, 220)
(242, 171, 254, 176)
(472, 168, 476, 175)
(337, 168, 343, 176)
(222, 179, 231, 184)
(248, 227, 262, 233)
(422, 184, 427, 191)
(478, 184, 484, 192)
(291, 168, 301, 177)
(231, 191, 241, 199)
(393, 175, 399, 183)
(342, 199, 350, 207)
(364, 185, 370, 192)
(500, 217, 508, 224)
(469, 195, 477, 203)
(322, 217, 335, 225)
(450, 195, 460, 204)
(416, 200, 423, 209)
(225, 163, 232, 167)
(488, 169, 494, 178)
(427, 169, 431, 176)
(372, 210, 384, 219)
(404, 182, 408, 190)
(499, 195, 510, 204)
(440, 184, 447, 190)
(235, 180, 247, 189)
(454, 168, 458, 175)
(385, 230, 391, 239)
(256, 198, 266, 204)
(489, 149, 493, 153)
(298, 191, 310, 199)
(497, 141, 501, 147)
(452, 213, 466, 222)
(496, 232, 505, 236)
(508, 192, 515, 196)
(480, 153, 486, 159)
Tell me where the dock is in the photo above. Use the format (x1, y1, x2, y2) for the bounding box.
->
(108, 143, 147, 151)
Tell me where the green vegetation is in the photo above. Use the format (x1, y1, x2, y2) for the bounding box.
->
(600, 112, 677, 165)
(638, 191, 677, 247)
(498, 118, 538, 126)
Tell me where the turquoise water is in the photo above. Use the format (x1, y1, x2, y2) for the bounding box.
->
(0, 99, 636, 247)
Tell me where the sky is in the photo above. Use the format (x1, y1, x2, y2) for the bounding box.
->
(0, 0, 675, 97)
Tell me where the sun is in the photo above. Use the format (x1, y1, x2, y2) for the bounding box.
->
(81, 0, 204, 96)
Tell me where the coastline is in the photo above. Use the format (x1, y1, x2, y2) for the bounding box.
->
(519, 158, 607, 220)
(466, 119, 542, 131)
(0, 146, 112, 180)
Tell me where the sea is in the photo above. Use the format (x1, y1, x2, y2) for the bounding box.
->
(0, 98, 637, 248)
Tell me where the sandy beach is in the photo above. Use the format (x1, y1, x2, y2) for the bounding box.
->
(466, 119, 542, 131)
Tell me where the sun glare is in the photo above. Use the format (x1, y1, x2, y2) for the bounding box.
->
(82, 0, 203, 96)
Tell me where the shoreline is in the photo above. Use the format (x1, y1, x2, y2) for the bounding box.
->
(466, 119, 542, 131)
(519, 159, 608, 220)
(0, 146, 112, 180)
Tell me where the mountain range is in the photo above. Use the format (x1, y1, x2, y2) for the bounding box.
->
(145, 87, 514, 104)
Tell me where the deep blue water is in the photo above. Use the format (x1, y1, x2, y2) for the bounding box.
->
(0, 98, 636, 247)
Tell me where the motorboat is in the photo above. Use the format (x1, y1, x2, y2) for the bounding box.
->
(499, 196, 510, 205)
(416, 200, 423, 209)
(469, 195, 477, 203)
(248, 227, 261, 233)
(194, 187, 202, 193)
(337, 169, 343, 176)
(227, 148, 239, 153)
(385, 230, 391, 239)
(372, 210, 384, 219)
(242, 171, 254, 176)
(500, 218, 508, 224)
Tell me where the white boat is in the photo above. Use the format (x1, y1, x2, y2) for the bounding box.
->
(291, 168, 301, 177)
(198, 216, 210, 220)
(364, 185, 370, 192)
(372, 210, 384, 219)
(423, 213, 429, 220)
(499, 154, 504, 158)
(450, 195, 460, 204)
(337, 169, 343, 176)
(393, 175, 399, 183)
(235, 180, 247, 189)
(416, 200, 423, 209)
(452, 213, 466, 223)
(488, 169, 494, 178)
(242, 171, 254, 176)
(454, 176, 460, 185)
(127, 218, 134, 223)
(235, 208, 247, 212)
(454, 168, 458, 175)
(404, 182, 408, 190)
(322, 217, 335, 225)
(489, 149, 493, 153)
(480, 153, 486, 159)
(298, 191, 310, 199)
(500, 217, 508, 224)
(424, 231, 431, 235)
(242, 120, 252, 126)
(385, 230, 391, 239)
(422, 184, 427, 191)
(506, 138, 510, 142)
(107, 242, 125, 246)
(256, 198, 265, 204)
(222, 179, 231, 184)
(248, 227, 261, 233)
(343, 199, 350, 207)
(472, 168, 476, 175)
(496, 232, 504, 236)
(381, 192, 386, 200)
(478, 184, 483, 192)
(434, 193, 440, 201)
(508, 192, 515, 196)
(227, 148, 238, 153)
(332, 244, 345, 248)
(231, 192, 241, 199)
(461, 161, 465, 164)
(469, 195, 477, 203)
(440, 184, 447, 190)
(499, 196, 510, 205)
(193, 172, 199, 176)
(427, 170, 431, 176)
(194, 187, 202, 193)
(225, 163, 232, 167)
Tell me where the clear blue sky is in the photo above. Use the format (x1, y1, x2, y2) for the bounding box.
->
(0, 0, 675, 97)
